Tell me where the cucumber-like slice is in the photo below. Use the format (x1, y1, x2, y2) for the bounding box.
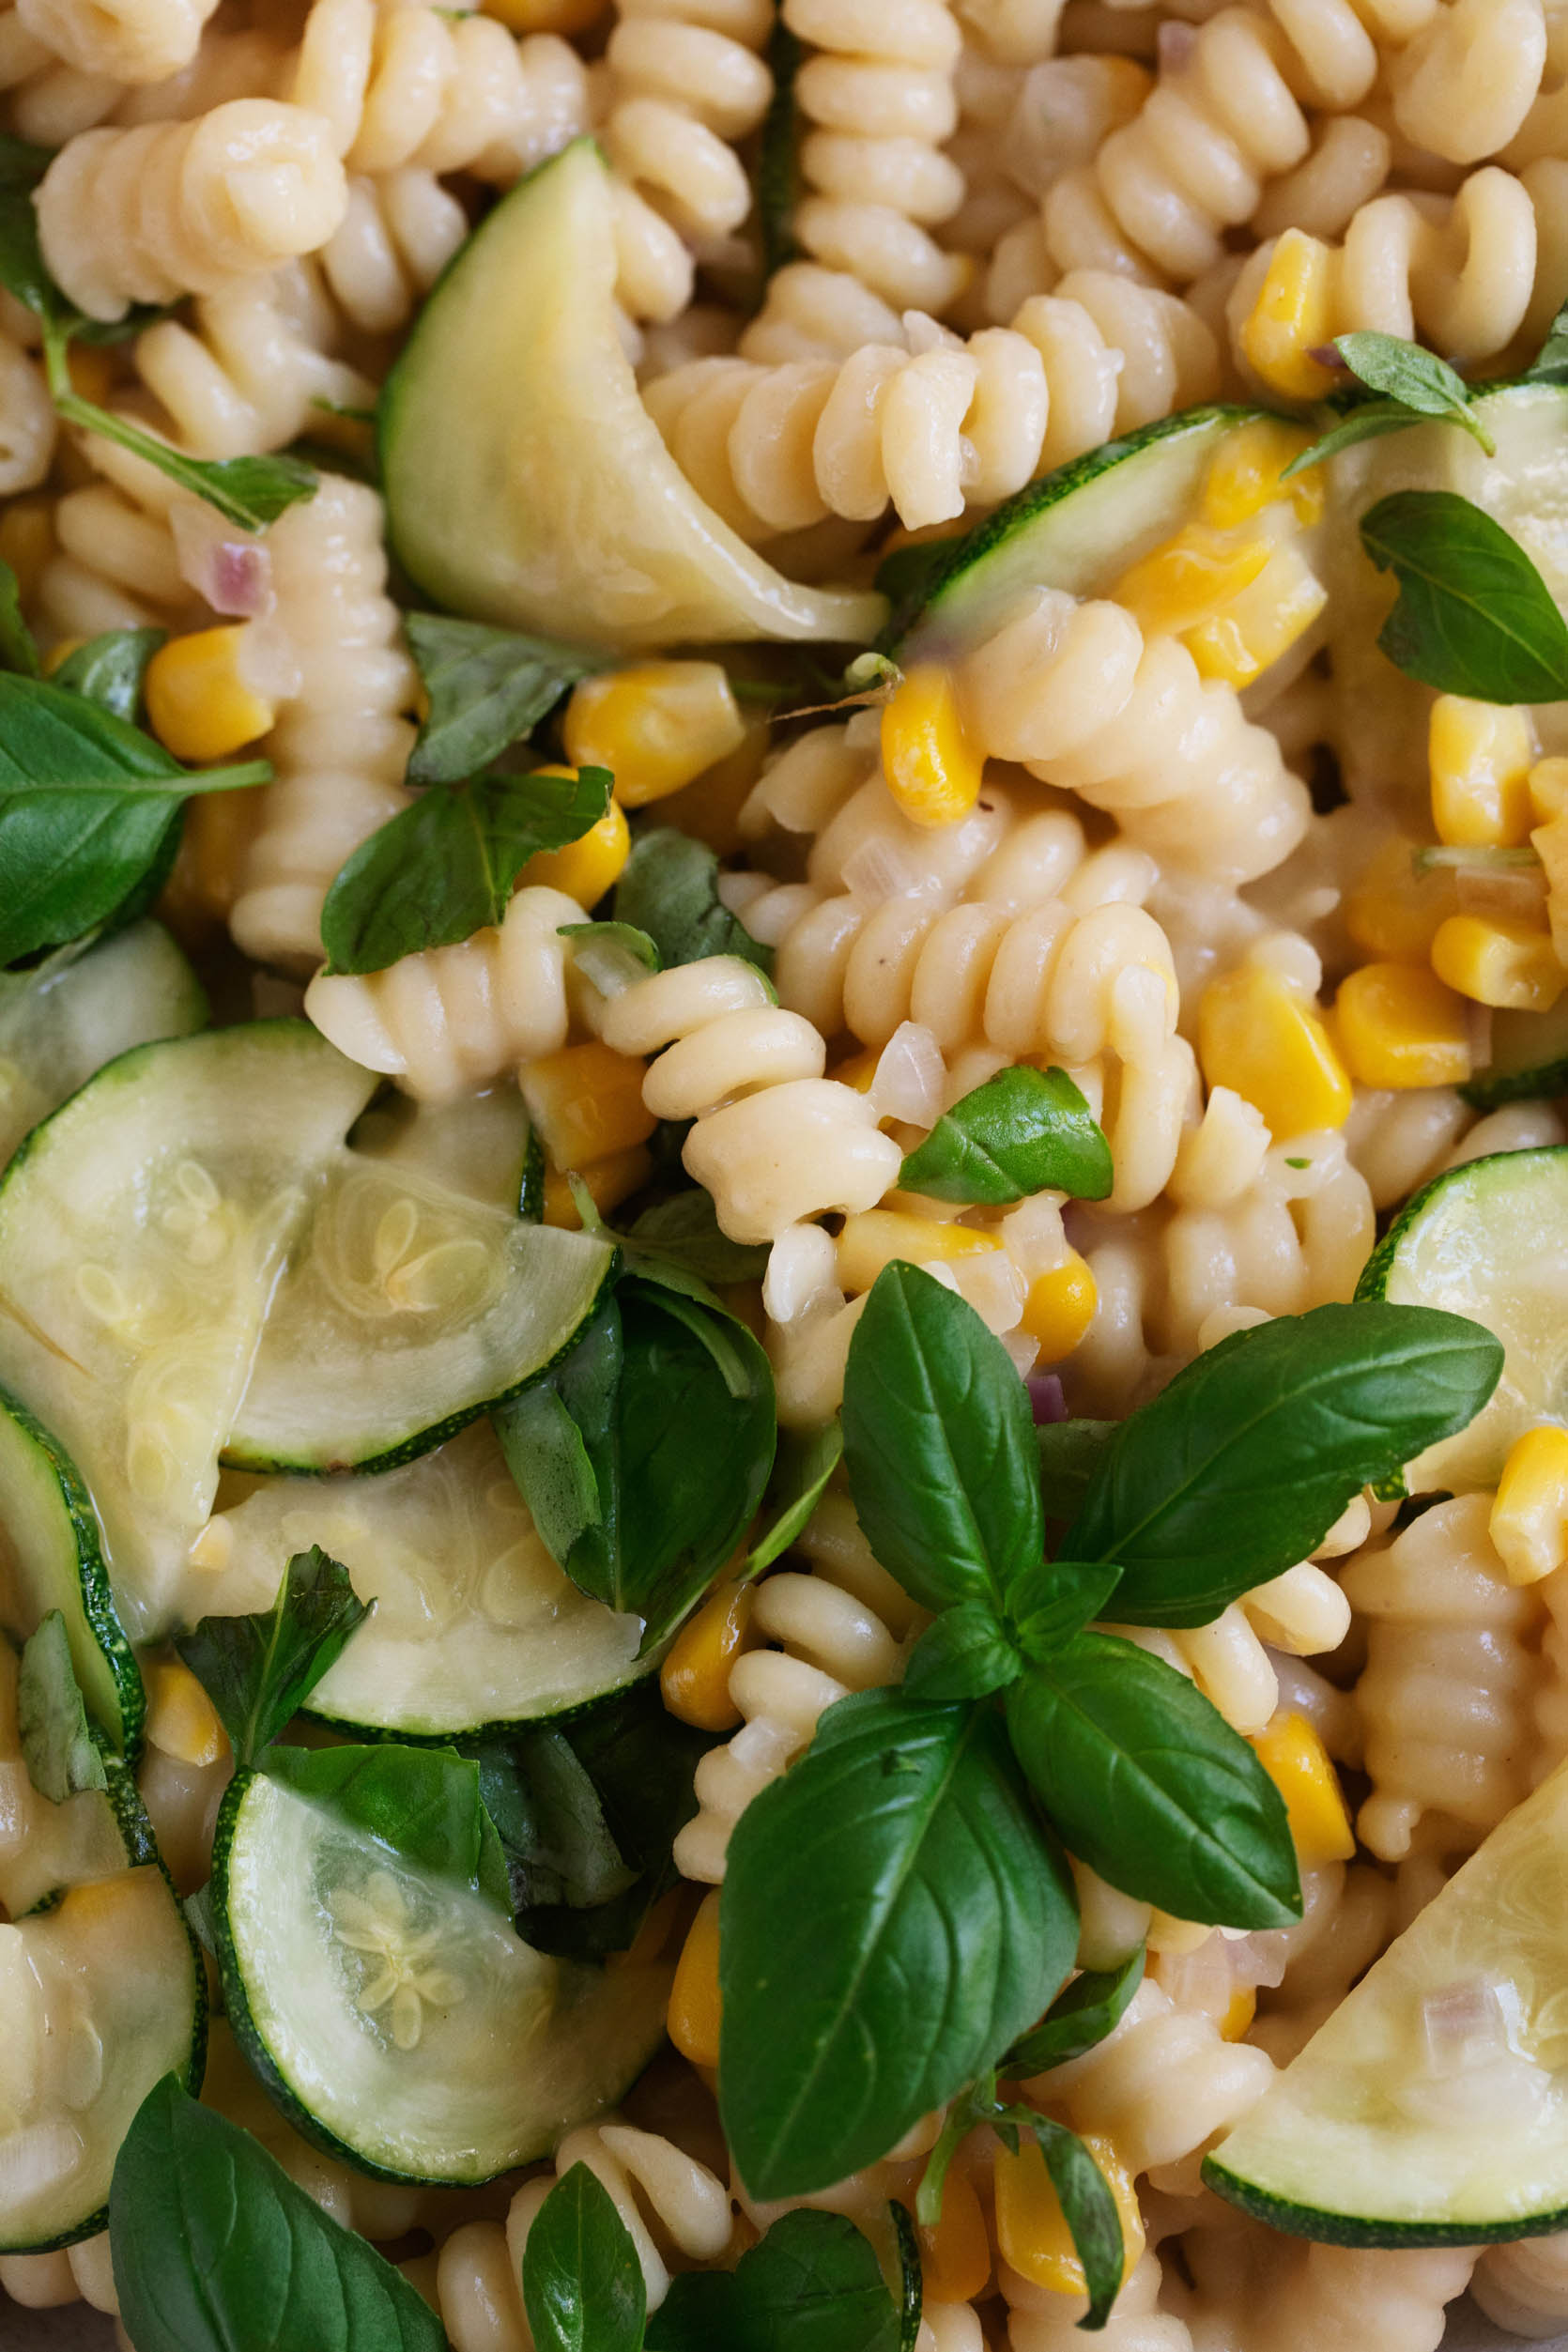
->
(0, 923, 206, 1175)
(199, 1422, 647, 1738)
(1206, 1757, 1568, 2244)
(0, 1024, 378, 1642)
(0, 1643, 138, 1918)
(379, 140, 884, 653)
(1354, 1146, 1568, 1492)
(1463, 996, 1568, 1111)
(350, 1088, 537, 1215)
(213, 1760, 670, 2183)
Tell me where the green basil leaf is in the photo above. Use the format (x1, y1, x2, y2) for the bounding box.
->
(173, 1545, 370, 1768)
(51, 626, 165, 721)
(110, 2077, 446, 2352)
(1037, 1419, 1115, 1518)
(1333, 333, 1494, 452)
(719, 1688, 1078, 2198)
(405, 613, 609, 786)
(842, 1263, 1042, 1614)
(1282, 399, 1443, 478)
(0, 141, 69, 326)
(897, 1066, 1112, 1206)
(477, 1732, 636, 1919)
(494, 1300, 623, 1596)
(560, 920, 664, 993)
(17, 1609, 108, 1803)
(1361, 488, 1568, 703)
(890, 2202, 922, 2352)
(994, 2109, 1123, 2330)
(1007, 1558, 1123, 1658)
(745, 1422, 844, 1579)
(614, 826, 774, 976)
(1064, 1301, 1503, 1623)
(0, 669, 269, 790)
(321, 765, 613, 974)
(901, 1602, 1022, 1701)
(1002, 1945, 1145, 2074)
(649, 2209, 904, 2352)
(1006, 1633, 1300, 1929)
(621, 1187, 770, 1288)
(0, 790, 183, 965)
(260, 1742, 512, 1916)
(1527, 298, 1568, 384)
(0, 554, 38, 677)
(522, 2162, 646, 2352)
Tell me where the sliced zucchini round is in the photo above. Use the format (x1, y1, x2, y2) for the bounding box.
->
(212, 1760, 670, 2183)
(1463, 996, 1568, 1111)
(349, 1087, 539, 1216)
(1354, 1146, 1568, 1492)
(1206, 1755, 1568, 2244)
(201, 1422, 647, 1738)
(379, 140, 884, 652)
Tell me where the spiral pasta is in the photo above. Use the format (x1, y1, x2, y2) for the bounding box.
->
(1473, 2229, 1568, 2338)
(0, 7, 118, 144)
(14, 0, 219, 85)
(0, 2234, 119, 2321)
(601, 0, 772, 252)
(0, 331, 54, 497)
(1004, 2250, 1191, 2351)
(32, 424, 207, 640)
(1191, 2234, 1477, 2352)
(133, 260, 377, 456)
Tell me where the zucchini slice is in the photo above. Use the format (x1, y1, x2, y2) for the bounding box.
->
(1355, 1146, 1568, 1492)
(379, 140, 884, 652)
(1463, 996, 1568, 1112)
(349, 1087, 539, 1215)
(212, 1759, 670, 2183)
(200, 1422, 647, 1738)
(1206, 1756, 1568, 2244)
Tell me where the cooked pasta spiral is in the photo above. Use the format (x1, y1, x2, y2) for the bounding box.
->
(32, 425, 206, 639)
(0, 2236, 119, 2321)
(0, 331, 54, 496)
(133, 260, 377, 456)
(1473, 2231, 1568, 2338)
(314, 170, 469, 333)
(13, 0, 219, 84)
(0, 8, 118, 145)
(1004, 2250, 1191, 2351)
(601, 0, 772, 250)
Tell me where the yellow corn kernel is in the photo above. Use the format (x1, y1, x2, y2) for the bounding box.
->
(144, 1658, 229, 1768)
(520, 794, 630, 908)
(918, 2169, 991, 2305)
(1197, 967, 1352, 1139)
(1201, 419, 1324, 530)
(521, 1041, 656, 1172)
(40, 637, 85, 677)
(542, 1146, 651, 1229)
(1185, 541, 1329, 689)
(881, 664, 986, 829)
(661, 1579, 756, 1731)
(995, 2130, 1143, 2296)
(1490, 1426, 1568, 1585)
(1220, 1987, 1257, 2042)
(65, 342, 116, 407)
(1240, 230, 1338, 403)
(1431, 912, 1567, 1012)
(836, 1210, 1000, 1296)
(0, 499, 53, 602)
(1333, 962, 1472, 1089)
(1251, 1713, 1354, 1866)
(1429, 696, 1535, 848)
(1345, 835, 1456, 962)
(1530, 756, 1568, 824)
(1019, 1253, 1097, 1360)
(145, 625, 276, 764)
(483, 0, 607, 30)
(1113, 525, 1273, 642)
(669, 1890, 722, 2068)
(564, 662, 746, 808)
(827, 1046, 880, 1094)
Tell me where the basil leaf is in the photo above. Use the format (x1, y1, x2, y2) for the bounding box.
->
(650, 2209, 903, 2352)
(477, 1733, 636, 1918)
(1002, 1945, 1145, 2074)
(173, 1545, 369, 1767)
(0, 790, 183, 965)
(621, 1187, 770, 1288)
(1283, 399, 1445, 478)
(0, 671, 268, 791)
(522, 2162, 646, 2352)
(17, 1609, 108, 1803)
(1527, 298, 1568, 384)
(993, 2108, 1123, 2330)
(745, 1422, 844, 1579)
(52, 626, 164, 721)
(259, 1742, 512, 1916)
(719, 1688, 1078, 2198)
(561, 920, 663, 993)
(1037, 1419, 1115, 1517)
(405, 613, 609, 786)
(1361, 489, 1568, 703)
(110, 2077, 446, 2352)
(901, 1602, 1022, 1701)
(1007, 1557, 1123, 1658)
(321, 765, 614, 974)
(0, 555, 38, 676)
(614, 826, 774, 976)
(1064, 1301, 1503, 1623)
(495, 1299, 623, 1594)
(890, 2202, 922, 2352)
(1006, 1633, 1300, 1929)
(898, 1066, 1112, 1206)
(842, 1263, 1042, 1614)
(1333, 333, 1494, 452)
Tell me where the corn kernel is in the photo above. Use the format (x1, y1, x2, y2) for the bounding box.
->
(483, 0, 607, 30)
(1202, 419, 1324, 530)
(144, 1658, 229, 1767)
(40, 637, 85, 677)
(0, 500, 53, 602)
(1019, 1253, 1097, 1360)
(1345, 836, 1456, 963)
(1530, 757, 1568, 824)
(881, 665, 986, 829)
(1431, 912, 1567, 1011)
(564, 662, 746, 808)
(1490, 1426, 1568, 1585)
(919, 2170, 991, 2305)
(1333, 962, 1472, 1089)
(1240, 231, 1338, 403)
(669, 1890, 722, 2068)
(1186, 542, 1329, 689)
(145, 625, 276, 764)
(1220, 1987, 1257, 2042)
(521, 1041, 655, 1172)
(994, 2130, 1142, 2296)
(1113, 524, 1273, 641)
(1430, 697, 1535, 848)
(836, 1210, 1000, 1296)
(65, 343, 116, 407)
(661, 1579, 756, 1731)
(542, 1146, 651, 1228)
(1197, 967, 1352, 1139)
(520, 794, 630, 908)
(1251, 1713, 1354, 1865)
(828, 1046, 880, 1094)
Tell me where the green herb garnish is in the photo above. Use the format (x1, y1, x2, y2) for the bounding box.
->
(173, 1546, 368, 1769)
(405, 613, 611, 786)
(898, 1064, 1113, 1206)
(1285, 331, 1495, 475)
(1360, 489, 1568, 704)
(613, 828, 774, 977)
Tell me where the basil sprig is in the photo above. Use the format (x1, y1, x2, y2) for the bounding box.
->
(17, 1609, 108, 1803)
(51, 626, 164, 722)
(1360, 489, 1568, 704)
(254, 1743, 514, 1915)
(173, 1546, 369, 1768)
(1285, 331, 1495, 474)
(898, 1065, 1112, 1206)
(405, 613, 611, 786)
(650, 2206, 919, 2352)
(0, 553, 37, 675)
(1001, 1945, 1145, 2075)
(524, 2164, 646, 2352)
(613, 828, 774, 977)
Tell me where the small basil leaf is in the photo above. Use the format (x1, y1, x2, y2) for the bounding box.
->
(719, 1688, 1079, 2199)
(494, 1302, 623, 1598)
(560, 920, 663, 992)
(0, 554, 38, 676)
(173, 1545, 369, 1768)
(897, 1065, 1112, 1206)
(405, 613, 609, 785)
(994, 2109, 1123, 2330)
(259, 1742, 512, 1916)
(1526, 298, 1568, 384)
(51, 626, 165, 721)
(522, 2162, 646, 2352)
(1006, 1634, 1300, 1929)
(744, 1422, 844, 1580)
(901, 1603, 1022, 1701)
(17, 1610, 108, 1803)
(1333, 333, 1494, 453)
(1002, 1945, 1145, 2074)
(842, 1263, 1042, 1614)
(110, 2078, 446, 2352)
(614, 827, 774, 976)
(1361, 489, 1568, 703)
(649, 2208, 904, 2352)
(621, 1187, 770, 1288)
(0, 790, 184, 964)
(1283, 399, 1441, 478)
(1007, 1558, 1123, 1658)
(0, 671, 267, 790)
(1064, 1301, 1502, 1623)
(477, 1732, 635, 1918)
(1037, 1419, 1115, 1518)
(321, 766, 614, 973)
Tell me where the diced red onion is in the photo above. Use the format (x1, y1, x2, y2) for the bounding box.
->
(1157, 20, 1197, 69)
(171, 502, 273, 617)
